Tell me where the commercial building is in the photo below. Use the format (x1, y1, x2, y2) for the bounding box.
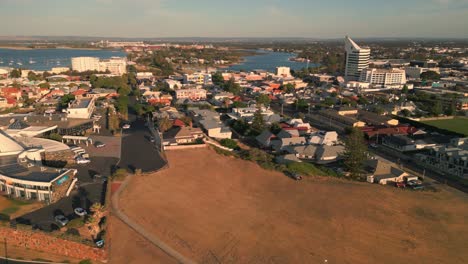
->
(359, 68, 407, 89)
(345, 36, 371, 81)
(0, 130, 77, 202)
(66, 97, 96, 119)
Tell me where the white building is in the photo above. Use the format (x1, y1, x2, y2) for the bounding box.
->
(276, 66, 291, 77)
(71, 57, 100, 72)
(183, 73, 212, 85)
(359, 68, 407, 88)
(345, 36, 371, 81)
(66, 97, 96, 119)
(71, 56, 127, 75)
(51, 67, 70, 74)
(175, 88, 207, 101)
(99, 57, 127, 75)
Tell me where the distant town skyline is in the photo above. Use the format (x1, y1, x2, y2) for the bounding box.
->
(1, 0, 468, 38)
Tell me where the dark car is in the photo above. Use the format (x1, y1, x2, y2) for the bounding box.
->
(95, 141, 106, 148)
(287, 172, 303, 181)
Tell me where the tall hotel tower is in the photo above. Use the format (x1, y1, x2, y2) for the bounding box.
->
(344, 36, 370, 81)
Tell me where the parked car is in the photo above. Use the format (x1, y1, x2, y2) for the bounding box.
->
(76, 158, 91, 164)
(395, 182, 406, 188)
(54, 215, 69, 226)
(95, 141, 106, 148)
(150, 137, 155, 143)
(74, 207, 87, 217)
(287, 172, 302, 181)
(370, 143, 378, 148)
(407, 180, 424, 190)
(95, 239, 105, 248)
(122, 124, 131, 129)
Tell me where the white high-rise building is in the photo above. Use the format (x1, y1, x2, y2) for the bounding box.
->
(71, 57, 127, 75)
(345, 36, 370, 81)
(99, 57, 127, 75)
(276, 66, 291, 77)
(71, 57, 100, 72)
(359, 68, 407, 89)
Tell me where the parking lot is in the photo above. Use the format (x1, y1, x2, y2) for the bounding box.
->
(15, 155, 118, 231)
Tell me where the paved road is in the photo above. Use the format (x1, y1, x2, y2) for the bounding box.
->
(117, 98, 166, 173)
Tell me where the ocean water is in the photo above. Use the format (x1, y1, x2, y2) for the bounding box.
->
(0, 48, 126, 71)
(227, 50, 318, 72)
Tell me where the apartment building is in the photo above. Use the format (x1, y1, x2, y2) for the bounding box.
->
(71, 56, 127, 75)
(183, 73, 212, 85)
(175, 88, 207, 101)
(71, 57, 100, 72)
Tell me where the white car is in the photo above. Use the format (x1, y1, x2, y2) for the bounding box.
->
(55, 215, 69, 226)
(74, 207, 87, 217)
(122, 124, 131, 129)
(76, 158, 91, 164)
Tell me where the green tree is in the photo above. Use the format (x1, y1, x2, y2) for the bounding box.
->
(38, 82, 50, 89)
(295, 99, 309, 111)
(256, 94, 271, 107)
(401, 85, 409, 94)
(343, 128, 368, 180)
(251, 108, 265, 133)
(27, 71, 38, 81)
(420, 71, 440, 81)
(10, 68, 21, 78)
(269, 122, 282, 134)
(430, 101, 443, 116)
(223, 78, 242, 95)
(59, 94, 75, 109)
(282, 83, 295, 94)
(212, 72, 224, 85)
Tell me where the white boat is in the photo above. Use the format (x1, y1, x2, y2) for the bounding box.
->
(29, 58, 36, 64)
(17, 62, 23, 66)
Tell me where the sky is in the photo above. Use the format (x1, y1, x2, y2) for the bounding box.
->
(0, 0, 467, 38)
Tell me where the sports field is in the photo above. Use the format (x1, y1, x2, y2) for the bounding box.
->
(423, 117, 468, 136)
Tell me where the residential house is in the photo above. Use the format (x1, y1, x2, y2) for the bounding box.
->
(163, 126, 204, 146)
(256, 130, 276, 148)
(190, 108, 232, 139)
(271, 137, 307, 152)
(365, 159, 408, 185)
(309, 131, 339, 145)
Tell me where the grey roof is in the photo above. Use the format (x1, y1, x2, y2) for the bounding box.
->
(275, 154, 301, 164)
(316, 145, 344, 160)
(284, 145, 318, 157)
(8, 119, 30, 130)
(256, 130, 275, 147)
(365, 159, 405, 179)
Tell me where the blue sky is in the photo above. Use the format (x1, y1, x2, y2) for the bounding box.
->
(0, 0, 467, 38)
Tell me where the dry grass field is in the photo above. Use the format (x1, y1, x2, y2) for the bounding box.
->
(114, 148, 468, 264)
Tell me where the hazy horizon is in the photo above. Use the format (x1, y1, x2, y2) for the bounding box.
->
(1, 0, 468, 38)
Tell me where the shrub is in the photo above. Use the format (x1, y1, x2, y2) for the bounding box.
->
(112, 168, 128, 181)
(220, 139, 239, 150)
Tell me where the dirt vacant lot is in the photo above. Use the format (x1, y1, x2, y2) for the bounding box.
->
(117, 148, 468, 264)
